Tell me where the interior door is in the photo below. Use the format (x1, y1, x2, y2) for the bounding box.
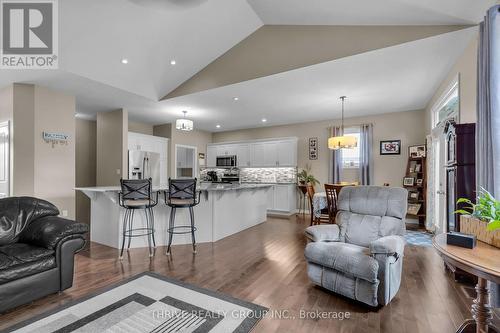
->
(0, 122, 10, 198)
(431, 131, 447, 233)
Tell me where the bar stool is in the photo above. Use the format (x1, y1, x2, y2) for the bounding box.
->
(164, 178, 200, 256)
(118, 178, 158, 259)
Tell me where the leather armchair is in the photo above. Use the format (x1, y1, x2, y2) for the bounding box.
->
(304, 186, 407, 307)
(0, 197, 88, 313)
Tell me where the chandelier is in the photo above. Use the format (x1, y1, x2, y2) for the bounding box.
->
(328, 96, 357, 150)
(175, 111, 193, 131)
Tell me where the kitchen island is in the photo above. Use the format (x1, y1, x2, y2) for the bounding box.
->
(76, 183, 272, 250)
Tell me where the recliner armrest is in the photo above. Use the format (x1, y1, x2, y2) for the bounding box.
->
(305, 224, 340, 242)
(369, 235, 405, 258)
(19, 216, 89, 250)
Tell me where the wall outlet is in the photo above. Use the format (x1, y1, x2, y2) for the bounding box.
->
(62, 210, 68, 217)
(116, 169, 121, 175)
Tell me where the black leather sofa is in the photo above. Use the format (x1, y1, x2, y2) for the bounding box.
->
(0, 197, 89, 313)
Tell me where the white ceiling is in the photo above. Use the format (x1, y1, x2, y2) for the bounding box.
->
(156, 27, 477, 131)
(248, 0, 496, 25)
(59, 0, 262, 100)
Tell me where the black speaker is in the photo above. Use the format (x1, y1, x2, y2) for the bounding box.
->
(446, 232, 476, 249)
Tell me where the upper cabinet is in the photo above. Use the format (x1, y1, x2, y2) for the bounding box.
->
(207, 138, 297, 168)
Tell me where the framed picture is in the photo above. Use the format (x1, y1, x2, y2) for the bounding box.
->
(309, 137, 318, 160)
(380, 140, 401, 155)
(415, 164, 422, 172)
(409, 191, 419, 200)
(409, 144, 426, 158)
(403, 177, 415, 186)
(416, 178, 423, 186)
(408, 203, 422, 215)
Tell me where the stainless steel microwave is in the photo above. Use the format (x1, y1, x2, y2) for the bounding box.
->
(216, 155, 237, 167)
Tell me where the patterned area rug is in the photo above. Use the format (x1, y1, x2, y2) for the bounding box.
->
(405, 230, 433, 247)
(5, 272, 268, 333)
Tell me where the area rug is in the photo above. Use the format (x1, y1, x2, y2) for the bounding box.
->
(5, 272, 268, 333)
(405, 230, 433, 247)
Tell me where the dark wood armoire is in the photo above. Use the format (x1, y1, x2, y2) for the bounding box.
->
(444, 121, 476, 232)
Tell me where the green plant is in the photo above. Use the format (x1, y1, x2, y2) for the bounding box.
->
(297, 166, 319, 186)
(455, 188, 500, 231)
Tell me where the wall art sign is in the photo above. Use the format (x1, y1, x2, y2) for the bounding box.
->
(43, 131, 69, 147)
(308, 137, 318, 160)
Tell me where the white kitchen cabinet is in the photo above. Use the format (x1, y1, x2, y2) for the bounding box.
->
(207, 137, 298, 168)
(264, 142, 278, 167)
(277, 140, 297, 166)
(266, 186, 275, 210)
(207, 146, 217, 167)
(236, 144, 250, 167)
(265, 184, 297, 214)
(250, 143, 266, 167)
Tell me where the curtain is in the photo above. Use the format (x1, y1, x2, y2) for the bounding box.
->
(358, 124, 374, 185)
(328, 126, 342, 183)
(477, 5, 500, 307)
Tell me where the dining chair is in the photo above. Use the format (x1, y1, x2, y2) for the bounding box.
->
(324, 184, 340, 224)
(306, 184, 329, 226)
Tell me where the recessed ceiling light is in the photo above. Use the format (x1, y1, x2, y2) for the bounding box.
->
(216, 124, 221, 128)
(233, 97, 239, 101)
(170, 60, 176, 65)
(261, 118, 267, 123)
(121, 58, 128, 64)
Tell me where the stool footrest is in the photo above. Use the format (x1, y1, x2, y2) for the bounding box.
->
(167, 225, 197, 235)
(124, 227, 155, 238)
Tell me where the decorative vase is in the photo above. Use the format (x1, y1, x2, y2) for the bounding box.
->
(460, 215, 500, 248)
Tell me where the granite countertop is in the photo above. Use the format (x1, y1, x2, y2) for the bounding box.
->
(76, 183, 273, 193)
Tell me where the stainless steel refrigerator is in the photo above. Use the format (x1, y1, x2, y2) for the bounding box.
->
(128, 150, 160, 186)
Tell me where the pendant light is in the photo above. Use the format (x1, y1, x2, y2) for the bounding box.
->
(328, 96, 357, 150)
(175, 111, 193, 131)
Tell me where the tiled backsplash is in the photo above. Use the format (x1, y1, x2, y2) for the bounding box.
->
(200, 167, 297, 183)
(240, 167, 297, 183)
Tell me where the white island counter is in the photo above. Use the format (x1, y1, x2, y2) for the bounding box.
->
(76, 183, 272, 250)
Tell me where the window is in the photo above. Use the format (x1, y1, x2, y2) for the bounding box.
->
(341, 127, 360, 169)
(432, 77, 459, 128)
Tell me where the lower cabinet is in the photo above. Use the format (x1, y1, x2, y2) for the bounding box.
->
(266, 184, 297, 215)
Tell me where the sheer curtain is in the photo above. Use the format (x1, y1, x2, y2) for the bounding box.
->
(358, 124, 374, 185)
(477, 5, 500, 308)
(328, 126, 342, 183)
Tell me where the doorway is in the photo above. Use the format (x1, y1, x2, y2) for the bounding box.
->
(175, 144, 197, 179)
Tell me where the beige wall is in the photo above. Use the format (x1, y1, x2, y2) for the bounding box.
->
(96, 109, 128, 186)
(129, 121, 154, 135)
(76, 119, 96, 224)
(153, 124, 212, 178)
(33, 85, 76, 218)
(425, 35, 478, 132)
(0, 84, 76, 217)
(214, 110, 426, 188)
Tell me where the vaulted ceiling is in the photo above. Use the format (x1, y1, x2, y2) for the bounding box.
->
(0, 0, 496, 131)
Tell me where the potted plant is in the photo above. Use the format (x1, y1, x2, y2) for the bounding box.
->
(297, 166, 319, 186)
(455, 188, 500, 248)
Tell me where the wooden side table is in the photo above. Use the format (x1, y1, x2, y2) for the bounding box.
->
(433, 233, 500, 333)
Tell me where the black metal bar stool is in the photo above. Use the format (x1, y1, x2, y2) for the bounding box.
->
(164, 178, 200, 256)
(118, 178, 158, 259)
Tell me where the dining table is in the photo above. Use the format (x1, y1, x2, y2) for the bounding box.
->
(312, 183, 357, 218)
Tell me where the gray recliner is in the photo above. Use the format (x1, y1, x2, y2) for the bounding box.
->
(304, 186, 407, 307)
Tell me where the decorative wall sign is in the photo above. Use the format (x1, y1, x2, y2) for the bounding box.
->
(43, 132, 69, 148)
(308, 137, 318, 160)
(380, 140, 401, 155)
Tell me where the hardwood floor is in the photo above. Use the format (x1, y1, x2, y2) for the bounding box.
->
(0, 216, 496, 332)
